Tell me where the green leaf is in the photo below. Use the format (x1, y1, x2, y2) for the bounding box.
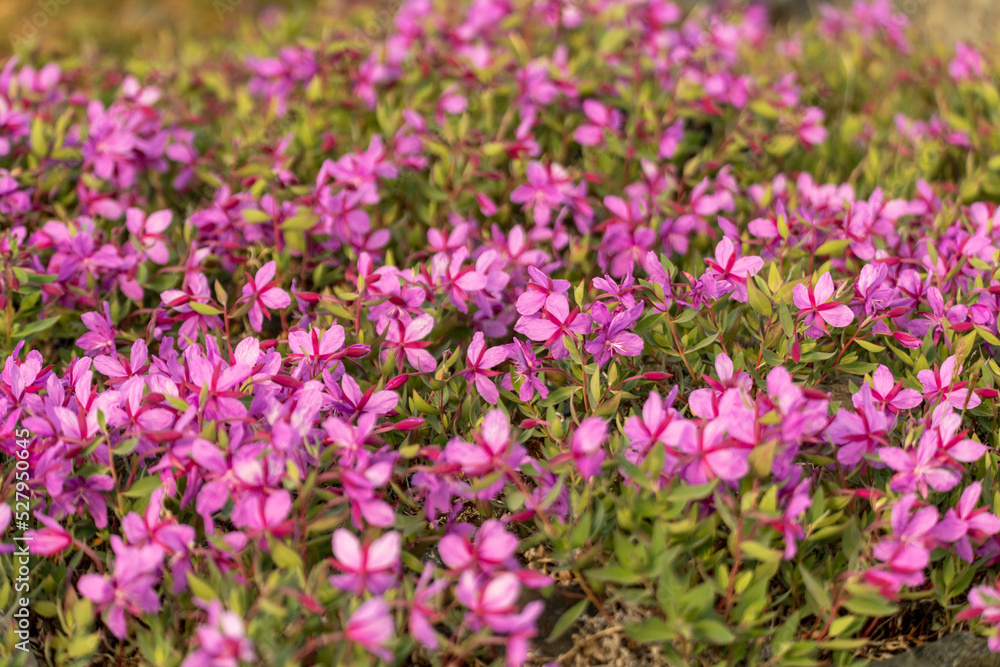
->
(855, 339, 885, 353)
(798, 565, 831, 612)
(271, 541, 304, 571)
(747, 281, 772, 318)
(189, 302, 224, 316)
(841, 592, 897, 617)
(814, 239, 852, 256)
(13, 316, 61, 339)
(693, 619, 735, 645)
(187, 573, 217, 602)
(626, 618, 675, 643)
(976, 325, 1000, 346)
(123, 475, 162, 498)
(740, 541, 783, 563)
(66, 634, 100, 658)
(548, 600, 589, 642)
(587, 566, 643, 585)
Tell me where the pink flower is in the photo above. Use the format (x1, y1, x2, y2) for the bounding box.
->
(827, 384, 890, 469)
(872, 493, 938, 590)
(458, 332, 507, 405)
(860, 365, 922, 414)
(126, 207, 172, 264)
(934, 482, 1000, 563)
(573, 99, 622, 146)
(409, 564, 448, 649)
(25, 513, 73, 556)
(329, 529, 400, 595)
(345, 597, 395, 661)
(877, 435, 960, 498)
(917, 355, 981, 410)
(241, 261, 291, 333)
(961, 583, 1000, 651)
(77, 537, 164, 639)
(333, 374, 399, 417)
(180, 600, 257, 667)
(513, 298, 591, 359)
(704, 237, 763, 303)
(670, 417, 750, 485)
(439, 520, 517, 573)
(516, 265, 570, 316)
(384, 314, 437, 372)
(570, 417, 607, 480)
(443, 410, 527, 499)
(793, 272, 854, 338)
(797, 107, 827, 147)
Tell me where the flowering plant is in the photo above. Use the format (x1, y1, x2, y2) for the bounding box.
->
(3, 1, 1000, 665)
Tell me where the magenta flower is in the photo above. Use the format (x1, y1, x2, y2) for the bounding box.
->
(792, 272, 854, 338)
(333, 374, 399, 417)
(570, 417, 607, 481)
(704, 237, 763, 303)
(126, 207, 172, 264)
(872, 493, 938, 589)
(934, 482, 1000, 563)
(456, 571, 524, 632)
(827, 384, 891, 469)
(442, 409, 527, 499)
(77, 537, 164, 639)
(585, 302, 643, 367)
(458, 331, 507, 405)
(241, 261, 291, 333)
(859, 365, 922, 414)
(501, 339, 549, 402)
(25, 512, 73, 556)
(384, 314, 437, 372)
(917, 355, 981, 410)
(516, 265, 570, 316)
(180, 600, 256, 667)
(329, 529, 400, 595)
(509, 161, 567, 226)
(960, 583, 1000, 652)
(669, 417, 750, 485)
(409, 564, 448, 649)
(77, 302, 118, 356)
(345, 597, 395, 661)
(877, 436, 960, 498)
(439, 520, 518, 573)
(573, 99, 622, 146)
(514, 298, 591, 359)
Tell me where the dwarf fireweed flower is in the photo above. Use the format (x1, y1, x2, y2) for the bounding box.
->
(458, 331, 507, 405)
(329, 528, 401, 595)
(241, 260, 291, 333)
(793, 272, 854, 338)
(77, 537, 164, 639)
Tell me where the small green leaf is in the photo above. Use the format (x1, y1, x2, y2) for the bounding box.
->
(271, 541, 304, 571)
(548, 600, 589, 642)
(747, 281, 772, 318)
(123, 475, 162, 498)
(189, 302, 224, 316)
(798, 564, 831, 612)
(187, 573, 217, 602)
(13, 316, 61, 339)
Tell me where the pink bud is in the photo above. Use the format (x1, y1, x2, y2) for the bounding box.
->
(344, 344, 371, 358)
(394, 417, 425, 431)
(519, 419, 549, 429)
(476, 193, 497, 216)
(892, 331, 922, 349)
(385, 375, 409, 390)
(642, 372, 673, 381)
